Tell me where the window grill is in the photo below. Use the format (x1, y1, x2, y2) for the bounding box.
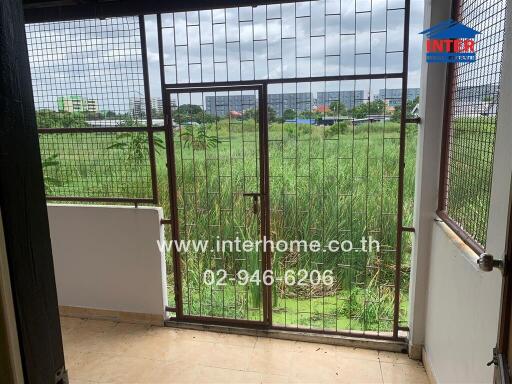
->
(26, 16, 158, 203)
(438, 0, 507, 251)
(159, 1, 406, 86)
(158, 0, 414, 338)
(25, 0, 417, 340)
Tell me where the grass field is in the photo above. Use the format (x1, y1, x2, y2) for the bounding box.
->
(40, 118, 417, 333)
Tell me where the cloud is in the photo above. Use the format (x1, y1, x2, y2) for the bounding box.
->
(27, 0, 426, 112)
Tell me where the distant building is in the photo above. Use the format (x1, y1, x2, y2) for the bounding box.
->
(57, 96, 98, 113)
(316, 90, 365, 110)
(205, 93, 313, 117)
(205, 95, 257, 117)
(454, 84, 499, 102)
(151, 97, 163, 115)
(267, 93, 312, 116)
(129, 97, 145, 118)
(375, 88, 420, 107)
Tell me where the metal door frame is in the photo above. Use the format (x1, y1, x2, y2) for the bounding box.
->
(156, 0, 411, 339)
(163, 84, 272, 327)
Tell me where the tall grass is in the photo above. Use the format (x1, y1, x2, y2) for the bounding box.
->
(40, 120, 418, 332)
(158, 120, 417, 331)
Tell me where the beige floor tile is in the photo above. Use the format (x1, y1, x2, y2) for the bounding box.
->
(378, 351, 420, 366)
(217, 332, 258, 348)
(68, 379, 99, 384)
(336, 346, 380, 362)
(61, 317, 427, 384)
(68, 351, 159, 383)
(63, 325, 133, 358)
(294, 341, 337, 355)
(174, 328, 222, 343)
(254, 337, 297, 352)
(337, 359, 383, 384)
(60, 316, 86, 331)
(288, 350, 342, 383)
(196, 366, 262, 384)
(138, 359, 201, 383)
(80, 319, 119, 332)
(380, 362, 429, 384)
(199, 343, 254, 370)
(245, 345, 293, 375)
(260, 373, 290, 384)
(123, 332, 208, 363)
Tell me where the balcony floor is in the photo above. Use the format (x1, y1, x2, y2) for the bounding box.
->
(61, 317, 428, 383)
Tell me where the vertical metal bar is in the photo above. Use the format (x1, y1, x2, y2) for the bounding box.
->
(158, 13, 183, 319)
(259, 84, 272, 326)
(437, 0, 459, 214)
(139, 15, 159, 205)
(392, 0, 411, 339)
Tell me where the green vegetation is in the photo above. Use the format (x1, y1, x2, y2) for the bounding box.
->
(38, 109, 418, 333)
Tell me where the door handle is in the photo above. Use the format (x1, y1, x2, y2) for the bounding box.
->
(477, 253, 504, 272)
(243, 193, 260, 214)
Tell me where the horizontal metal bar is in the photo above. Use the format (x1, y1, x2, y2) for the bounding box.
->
(24, 0, 299, 23)
(405, 117, 421, 124)
(46, 196, 154, 204)
(161, 218, 173, 225)
(165, 318, 408, 345)
(436, 210, 485, 255)
(174, 315, 268, 328)
(167, 84, 264, 94)
(38, 126, 166, 134)
(165, 73, 405, 90)
(242, 192, 261, 197)
(401, 226, 416, 233)
(270, 325, 406, 342)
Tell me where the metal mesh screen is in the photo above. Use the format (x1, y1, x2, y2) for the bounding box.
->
(266, 79, 410, 334)
(26, 17, 157, 202)
(170, 89, 264, 321)
(38, 130, 154, 201)
(26, 17, 147, 127)
(159, 0, 414, 338)
(160, 1, 406, 85)
(440, 0, 507, 249)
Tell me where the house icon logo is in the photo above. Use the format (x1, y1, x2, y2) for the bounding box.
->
(420, 19, 480, 63)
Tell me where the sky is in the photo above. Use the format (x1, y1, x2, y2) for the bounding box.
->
(26, 0, 426, 113)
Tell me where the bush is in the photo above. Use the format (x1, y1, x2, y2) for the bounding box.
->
(325, 122, 348, 137)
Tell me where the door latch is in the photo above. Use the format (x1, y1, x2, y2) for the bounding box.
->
(477, 253, 504, 272)
(243, 193, 260, 214)
(487, 347, 498, 367)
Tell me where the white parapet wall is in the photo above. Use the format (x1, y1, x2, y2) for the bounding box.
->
(423, 221, 501, 383)
(47, 204, 167, 323)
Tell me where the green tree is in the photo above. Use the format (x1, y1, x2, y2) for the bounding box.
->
(36, 110, 89, 129)
(267, 106, 278, 123)
(350, 100, 386, 118)
(243, 108, 259, 122)
(181, 124, 221, 150)
(174, 104, 215, 124)
(391, 97, 420, 122)
(107, 116, 165, 164)
(282, 108, 296, 120)
(329, 101, 347, 116)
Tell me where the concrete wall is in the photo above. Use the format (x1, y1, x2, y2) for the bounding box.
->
(47, 204, 167, 319)
(408, 0, 452, 356)
(423, 222, 501, 383)
(415, 0, 512, 382)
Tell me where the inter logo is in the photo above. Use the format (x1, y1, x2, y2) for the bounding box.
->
(420, 19, 480, 63)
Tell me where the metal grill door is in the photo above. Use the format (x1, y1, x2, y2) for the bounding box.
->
(165, 85, 269, 325)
